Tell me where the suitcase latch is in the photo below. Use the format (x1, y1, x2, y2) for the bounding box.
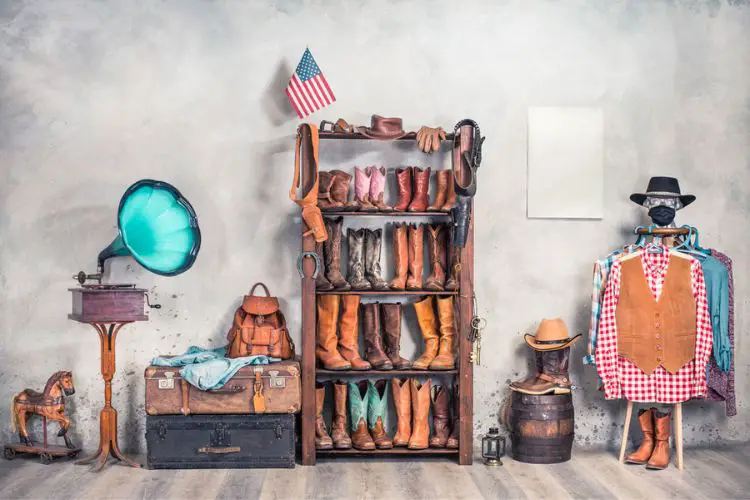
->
(158, 371, 175, 390)
(274, 423, 283, 439)
(211, 423, 230, 447)
(268, 370, 285, 388)
(158, 423, 167, 440)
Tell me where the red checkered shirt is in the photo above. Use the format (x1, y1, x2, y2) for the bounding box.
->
(595, 246, 713, 403)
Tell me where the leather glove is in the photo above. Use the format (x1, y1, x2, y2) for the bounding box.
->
(416, 126, 446, 153)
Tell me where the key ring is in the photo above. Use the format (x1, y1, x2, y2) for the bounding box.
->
(471, 316, 487, 331)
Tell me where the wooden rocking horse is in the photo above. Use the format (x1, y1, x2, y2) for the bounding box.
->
(4, 371, 81, 464)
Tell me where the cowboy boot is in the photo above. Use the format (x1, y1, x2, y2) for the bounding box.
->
(349, 381, 376, 450)
(315, 383, 333, 450)
(337, 295, 371, 370)
(509, 350, 545, 394)
(354, 166, 377, 211)
(381, 302, 411, 369)
(318, 171, 344, 211)
(625, 408, 655, 465)
(364, 229, 390, 290)
(446, 384, 459, 449)
(647, 410, 672, 470)
(441, 170, 456, 211)
(430, 296, 456, 370)
(362, 302, 393, 370)
(510, 349, 573, 395)
(390, 223, 408, 290)
(427, 170, 448, 211)
(367, 166, 392, 211)
(347, 228, 372, 290)
(407, 167, 431, 212)
(424, 224, 447, 291)
(408, 378, 431, 450)
(393, 167, 412, 212)
(331, 381, 352, 449)
(367, 380, 393, 449)
(316, 295, 351, 370)
(315, 241, 334, 291)
(330, 169, 359, 211)
(429, 385, 450, 448)
(444, 227, 460, 291)
(391, 378, 411, 447)
(324, 217, 351, 291)
(412, 296, 439, 370)
(405, 223, 424, 290)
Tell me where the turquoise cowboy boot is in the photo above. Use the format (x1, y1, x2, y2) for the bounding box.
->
(349, 381, 375, 450)
(367, 379, 393, 449)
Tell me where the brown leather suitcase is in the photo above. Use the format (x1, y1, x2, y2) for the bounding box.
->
(144, 360, 301, 416)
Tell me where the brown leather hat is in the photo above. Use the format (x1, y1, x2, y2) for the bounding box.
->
(524, 318, 581, 351)
(358, 115, 409, 140)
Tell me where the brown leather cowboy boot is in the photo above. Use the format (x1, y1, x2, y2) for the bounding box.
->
(367, 379, 393, 449)
(390, 223, 408, 290)
(509, 348, 573, 395)
(647, 410, 672, 470)
(427, 170, 448, 211)
(347, 228, 372, 290)
(444, 228, 460, 291)
(315, 295, 351, 370)
(393, 167, 412, 212)
(330, 169, 359, 211)
(430, 296, 456, 370)
(405, 223, 424, 290)
(407, 167, 431, 212)
(408, 378, 431, 450)
(446, 384, 459, 449)
(361, 302, 393, 370)
(354, 166, 377, 211)
(315, 383, 333, 449)
(424, 224, 447, 291)
(324, 217, 351, 291)
(337, 295, 371, 370)
(412, 296, 439, 370)
(625, 408, 655, 465)
(349, 381, 376, 450)
(314, 241, 334, 291)
(381, 302, 411, 369)
(429, 385, 450, 448)
(318, 171, 344, 211)
(364, 229, 390, 290)
(391, 378, 411, 447)
(331, 381, 352, 449)
(367, 166, 392, 211)
(441, 170, 456, 211)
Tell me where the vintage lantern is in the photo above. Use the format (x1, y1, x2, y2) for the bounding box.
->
(482, 427, 506, 466)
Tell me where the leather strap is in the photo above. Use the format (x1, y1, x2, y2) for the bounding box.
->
(290, 124, 320, 205)
(253, 372, 266, 412)
(452, 119, 484, 197)
(180, 379, 191, 415)
(537, 373, 570, 386)
(249, 282, 271, 297)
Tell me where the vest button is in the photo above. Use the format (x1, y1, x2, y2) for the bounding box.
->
(655, 334, 662, 339)
(656, 357, 663, 362)
(656, 345, 662, 350)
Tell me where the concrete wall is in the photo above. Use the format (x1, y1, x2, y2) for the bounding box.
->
(1, 0, 749, 453)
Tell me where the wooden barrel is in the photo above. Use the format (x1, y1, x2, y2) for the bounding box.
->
(508, 391, 574, 464)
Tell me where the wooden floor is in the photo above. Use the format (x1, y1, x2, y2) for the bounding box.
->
(1, 445, 749, 499)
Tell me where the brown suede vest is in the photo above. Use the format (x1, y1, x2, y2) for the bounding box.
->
(616, 255, 696, 374)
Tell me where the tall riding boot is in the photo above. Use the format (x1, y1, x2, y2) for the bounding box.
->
(354, 167, 377, 211)
(444, 228, 460, 291)
(364, 229, 390, 290)
(408, 378, 431, 450)
(647, 410, 672, 470)
(361, 302, 393, 370)
(315, 241, 334, 291)
(429, 385, 450, 448)
(430, 296, 456, 370)
(347, 228, 372, 290)
(407, 167, 431, 212)
(316, 295, 351, 370)
(381, 302, 411, 369)
(446, 384, 459, 449)
(424, 224, 447, 291)
(324, 217, 351, 291)
(390, 223, 408, 290)
(330, 169, 359, 211)
(625, 408, 655, 465)
(367, 380, 393, 449)
(331, 381, 352, 449)
(315, 383, 333, 449)
(405, 224, 424, 290)
(349, 381, 376, 450)
(391, 378, 411, 447)
(427, 170, 448, 211)
(441, 171, 456, 211)
(337, 295, 371, 370)
(412, 296, 439, 370)
(318, 171, 344, 211)
(393, 167, 412, 212)
(367, 166, 392, 211)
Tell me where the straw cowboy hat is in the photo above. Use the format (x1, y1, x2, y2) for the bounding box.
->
(524, 318, 581, 351)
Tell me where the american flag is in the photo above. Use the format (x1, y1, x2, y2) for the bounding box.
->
(285, 48, 336, 119)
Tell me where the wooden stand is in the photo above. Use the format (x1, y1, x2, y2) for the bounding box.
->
(618, 400, 683, 471)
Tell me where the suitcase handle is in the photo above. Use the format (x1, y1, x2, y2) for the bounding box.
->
(210, 385, 246, 394)
(197, 446, 241, 454)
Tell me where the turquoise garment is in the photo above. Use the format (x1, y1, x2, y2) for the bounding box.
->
(151, 345, 278, 391)
(693, 255, 731, 372)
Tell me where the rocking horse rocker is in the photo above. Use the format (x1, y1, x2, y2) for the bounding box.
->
(4, 371, 81, 464)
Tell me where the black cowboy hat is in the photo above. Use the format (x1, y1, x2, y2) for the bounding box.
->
(629, 176, 695, 207)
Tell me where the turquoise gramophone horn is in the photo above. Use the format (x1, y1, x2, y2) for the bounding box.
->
(96, 179, 201, 276)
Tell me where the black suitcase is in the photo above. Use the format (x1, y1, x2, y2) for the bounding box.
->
(146, 414, 295, 469)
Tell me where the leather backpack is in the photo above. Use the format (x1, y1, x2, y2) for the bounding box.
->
(226, 283, 295, 360)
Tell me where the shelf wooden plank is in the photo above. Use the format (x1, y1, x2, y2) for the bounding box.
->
(316, 368, 458, 377)
(316, 447, 459, 455)
(321, 211, 451, 217)
(319, 132, 455, 141)
(316, 290, 458, 296)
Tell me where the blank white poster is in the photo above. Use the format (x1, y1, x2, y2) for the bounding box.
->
(527, 107, 603, 219)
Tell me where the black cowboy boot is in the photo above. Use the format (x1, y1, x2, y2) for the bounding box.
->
(324, 217, 351, 291)
(364, 229, 390, 290)
(347, 228, 372, 290)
